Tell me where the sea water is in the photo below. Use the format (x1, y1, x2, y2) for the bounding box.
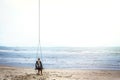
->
(0, 46, 120, 70)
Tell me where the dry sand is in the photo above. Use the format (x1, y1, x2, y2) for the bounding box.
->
(0, 66, 120, 80)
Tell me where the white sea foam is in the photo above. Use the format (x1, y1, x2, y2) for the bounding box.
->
(0, 47, 120, 70)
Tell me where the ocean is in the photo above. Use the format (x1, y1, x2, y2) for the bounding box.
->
(0, 46, 120, 70)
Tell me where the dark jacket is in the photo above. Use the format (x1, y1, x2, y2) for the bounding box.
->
(35, 60, 43, 70)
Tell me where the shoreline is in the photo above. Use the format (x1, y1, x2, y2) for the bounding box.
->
(0, 65, 120, 80)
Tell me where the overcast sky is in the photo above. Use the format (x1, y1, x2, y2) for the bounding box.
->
(0, 0, 120, 47)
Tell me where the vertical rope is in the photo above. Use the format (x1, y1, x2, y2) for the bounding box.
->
(38, 0, 40, 45)
(36, 0, 42, 61)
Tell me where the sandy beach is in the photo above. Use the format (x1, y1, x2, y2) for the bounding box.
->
(0, 66, 120, 80)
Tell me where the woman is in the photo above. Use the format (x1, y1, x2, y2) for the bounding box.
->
(35, 58, 43, 75)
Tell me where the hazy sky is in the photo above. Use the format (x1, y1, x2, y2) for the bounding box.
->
(0, 0, 120, 47)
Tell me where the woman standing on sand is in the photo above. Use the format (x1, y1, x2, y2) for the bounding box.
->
(35, 58, 43, 75)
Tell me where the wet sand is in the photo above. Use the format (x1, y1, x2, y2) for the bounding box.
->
(0, 66, 120, 80)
